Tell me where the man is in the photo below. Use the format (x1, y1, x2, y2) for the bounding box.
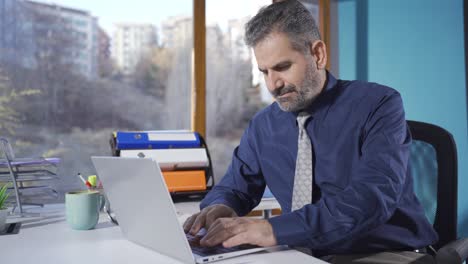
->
(184, 1, 438, 263)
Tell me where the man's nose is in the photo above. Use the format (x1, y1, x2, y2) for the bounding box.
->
(267, 72, 284, 91)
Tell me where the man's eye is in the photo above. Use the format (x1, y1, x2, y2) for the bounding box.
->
(276, 64, 291, 71)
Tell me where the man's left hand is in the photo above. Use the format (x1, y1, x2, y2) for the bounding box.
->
(200, 217, 277, 248)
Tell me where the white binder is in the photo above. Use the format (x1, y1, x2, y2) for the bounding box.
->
(120, 148, 209, 170)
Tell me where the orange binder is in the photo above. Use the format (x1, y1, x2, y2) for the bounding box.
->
(162, 170, 206, 192)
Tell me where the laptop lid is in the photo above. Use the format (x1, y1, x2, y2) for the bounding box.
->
(91, 156, 194, 264)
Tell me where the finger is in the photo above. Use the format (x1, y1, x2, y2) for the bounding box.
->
(218, 221, 249, 247)
(204, 217, 235, 240)
(223, 232, 250, 248)
(200, 220, 225, 245)
(205, 210, 220, 228)
(201, 219, 231, 247)
(208, 216, 241, 232)
(190, 213, 206, 235)
(201, 227, 234, 247)
(183, 215, 197, 233)
(201, 219, 242, 247)
(205, 206, 229, 226)
(205, 217, 223, 234)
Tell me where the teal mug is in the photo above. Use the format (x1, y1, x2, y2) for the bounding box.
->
(65, 190, 104, 230)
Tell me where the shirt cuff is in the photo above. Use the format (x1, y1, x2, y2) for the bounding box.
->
(268, 212, 310, 247)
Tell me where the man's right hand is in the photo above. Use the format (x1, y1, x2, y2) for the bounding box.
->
(183, 204, 237, 236)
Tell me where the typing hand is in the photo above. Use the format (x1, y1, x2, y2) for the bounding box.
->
(183, 204, 237, 236)
(200, 217, 277, 248)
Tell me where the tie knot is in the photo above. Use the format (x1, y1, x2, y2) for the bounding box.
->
(297, 112, 311, 128)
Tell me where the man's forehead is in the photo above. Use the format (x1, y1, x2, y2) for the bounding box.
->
(254, 33, 299, 68)
(255, 31, 292, 49)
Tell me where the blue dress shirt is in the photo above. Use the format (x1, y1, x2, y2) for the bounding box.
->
(200, 72, 438, 256)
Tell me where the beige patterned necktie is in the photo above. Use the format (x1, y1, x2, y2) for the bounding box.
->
(291, 112, 313, 211)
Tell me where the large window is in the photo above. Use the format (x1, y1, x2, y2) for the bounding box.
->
(205, 0, 272, 181)
(0, 0, 192, 201)
(0, 0, 328, 202)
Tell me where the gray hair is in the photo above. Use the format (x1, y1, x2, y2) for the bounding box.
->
(244, 0, 321, 54)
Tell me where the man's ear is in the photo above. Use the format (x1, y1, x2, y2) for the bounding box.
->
(309, 40, 327, 70)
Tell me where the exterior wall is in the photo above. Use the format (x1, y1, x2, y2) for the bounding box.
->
(112, 23, 157, 75)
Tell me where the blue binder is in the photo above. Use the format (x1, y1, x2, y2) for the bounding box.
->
(116, 131, 201, 150)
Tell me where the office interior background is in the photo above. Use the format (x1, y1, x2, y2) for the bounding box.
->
(0, 0, 467, 237)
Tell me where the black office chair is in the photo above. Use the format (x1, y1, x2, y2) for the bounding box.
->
(408, 120, 468, 263)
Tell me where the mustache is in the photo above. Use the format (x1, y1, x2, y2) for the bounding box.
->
(272, 85, 296, 98)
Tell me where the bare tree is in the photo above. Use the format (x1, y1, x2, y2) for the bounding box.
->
(0, 68, 40, 137)
(205, 25, 255, 137)
(163, 38, 192, 130)
(132, 46, 173, 99)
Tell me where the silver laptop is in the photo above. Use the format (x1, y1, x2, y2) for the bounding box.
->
(91, 156, 282, 264)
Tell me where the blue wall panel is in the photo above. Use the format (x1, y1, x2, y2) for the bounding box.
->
(338, 0, 468, 236)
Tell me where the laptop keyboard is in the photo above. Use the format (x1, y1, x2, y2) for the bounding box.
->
(186, 232, 258, 256)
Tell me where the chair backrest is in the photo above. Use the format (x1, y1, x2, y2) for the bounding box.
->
(407, 120, 457, 250)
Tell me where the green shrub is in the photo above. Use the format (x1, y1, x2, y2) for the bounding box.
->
(0, 183, 11, 210)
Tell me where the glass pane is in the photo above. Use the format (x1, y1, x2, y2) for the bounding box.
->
(206, 0, 272, 182)
(0, 0, 192, 203)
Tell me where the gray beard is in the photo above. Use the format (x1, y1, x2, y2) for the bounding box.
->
(275, 66, 322, 112)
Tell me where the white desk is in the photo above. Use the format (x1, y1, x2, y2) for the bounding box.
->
(0, 203, 328, 264)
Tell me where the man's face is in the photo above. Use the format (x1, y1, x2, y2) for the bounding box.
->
(254, 32, 324, 112)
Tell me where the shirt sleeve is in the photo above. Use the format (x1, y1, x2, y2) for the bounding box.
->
(268, 91, 411, 249)
(200, 120, 266, 216)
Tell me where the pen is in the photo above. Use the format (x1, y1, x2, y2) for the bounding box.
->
(77, 173, 92, 189)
